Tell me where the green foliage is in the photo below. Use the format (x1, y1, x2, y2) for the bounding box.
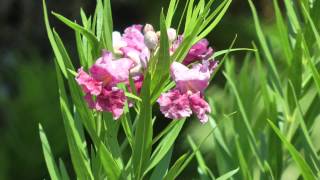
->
(41, 0, 230, 179)
(199, 0, 320, 179)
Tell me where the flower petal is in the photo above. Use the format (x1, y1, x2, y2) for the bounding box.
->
(95, 87, 126, 120)
(157, 89, 192, 120)
(183, 39, 214, 65)
(90, 51, 134, 85)
(188, 92, 211, 124)
(75, 68, 102, 96)
(170, 62, 210, 93)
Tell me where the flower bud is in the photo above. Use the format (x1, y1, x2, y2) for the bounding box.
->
(144, 31, 159, 50)
(143, 24, 155, 34)
(167, 28, 177, 42)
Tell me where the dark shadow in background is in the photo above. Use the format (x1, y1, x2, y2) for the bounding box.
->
(0, 0, 275, 179)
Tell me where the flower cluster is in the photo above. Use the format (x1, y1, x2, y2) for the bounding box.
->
(76, 24, 217, 123)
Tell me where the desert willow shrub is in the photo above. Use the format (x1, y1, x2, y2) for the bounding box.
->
(38, 0, 245, 179)
(190, 0, 320, 179)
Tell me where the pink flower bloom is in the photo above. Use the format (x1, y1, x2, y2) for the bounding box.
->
(157, 89, 192, 119)
(122, 24, 145, 51)
(76, 50, 134, 120)
(76, 68, 102, 96)
(118, 25, 151, 74)
(189, 92, 211, 123)
(90, 51, 134, 85)
(170, 61, 211, 93)
(183, 39, 213, 65)
(158, 60, 216, 123)
(95, 87, 126, 120)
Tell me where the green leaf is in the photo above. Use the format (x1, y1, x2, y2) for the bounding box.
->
(39, 124, 61, 180)
(59, 159, 70, 180)
(268, 120, 316, 180)
(42, 0, 67, 77)
(132, 72, 153, 179)
(145, 119, 185, 174)
(51, 12, 100, 56)
(188, 136, 211, 179)
(212, 48, 256, 59)
(98, 142, 123, 179)
(248, 0, 282, 95)
(216, 168, 239, 180)
(273, 0, 292, 64)
(60, 98, 94, 180)
(150, 147, 173, 180)
(101, 0, 114, 51)
(151, 11, 170, 95)
(163, 153, 189, 180)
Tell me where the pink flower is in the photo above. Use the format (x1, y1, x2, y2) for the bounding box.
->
(118, 25, 151, 74)
(76, 68, 102, 96)
(170, 61, 211, 93)
(89, 51, 134, 85)
(189, 92, 211, 123)
(183, 39, 213, 65)
(95, 87, 126, 120)
(157, 89, 192, 119)
(157, 61, 216, 123)
(76, 50, 134, 120)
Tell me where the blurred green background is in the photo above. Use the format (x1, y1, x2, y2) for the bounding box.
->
(0, 0, 275, 179)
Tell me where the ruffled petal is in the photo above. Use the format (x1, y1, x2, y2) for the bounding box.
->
(90, 51, 134, 85)
(95, 87, 126, 120)
(183, 39, 214, 65)
(75, 68, 102, 96)
(170, 62, 210, 93)
(157, 89, 192, 120)
(188, 92, 211, 124)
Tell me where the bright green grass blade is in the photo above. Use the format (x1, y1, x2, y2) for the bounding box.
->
(51, 12, 100, 56)
(188, 136, 211, 178)
(216, 168, 239, 180)
(102, 0, 113, 51)
(289, 81, 320, 168)
(55, 59, 93, 179)
(59, 159, 70, 180)
(60, 99, 94, 180)
(223, 72, 257, 144)
(164, 127, 216, 179)
(42, 0, 67, 77)
(166, 0, 178, 27)
(283, 0, 300, 32)
(163, 153, 189, 180)
(213, 48, 256, 58)
(52, 30, 99, 146)
(273, 0, 292, 64)
(98, 142, 123, 179)
(150, 147, 173, 180)
(306, 51, 320, 97)
(235, 137, 252, 180)
(301, 3, 320, 50)
(248, 0, 282, 95)
(210, 35, 237, 80)
(145, 119, 185, 174)
(39, 124, 61, 180)
(75, 32, 87, 68)
(197, 0, 232, 41)
(132, 72, 153, 180)
(268, 120, 316, 180)
(95, 0, 103, 40)
(151, 11, 170, 93)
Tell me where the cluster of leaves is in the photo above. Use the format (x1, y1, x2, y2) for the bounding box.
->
(39, 0, 242, 179)
(190, 0, 320, 179)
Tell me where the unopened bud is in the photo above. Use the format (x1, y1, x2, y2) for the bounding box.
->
(167, 28, 177, 42)
(144, 31, 159, 50)
(143, 24, 155, 34)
